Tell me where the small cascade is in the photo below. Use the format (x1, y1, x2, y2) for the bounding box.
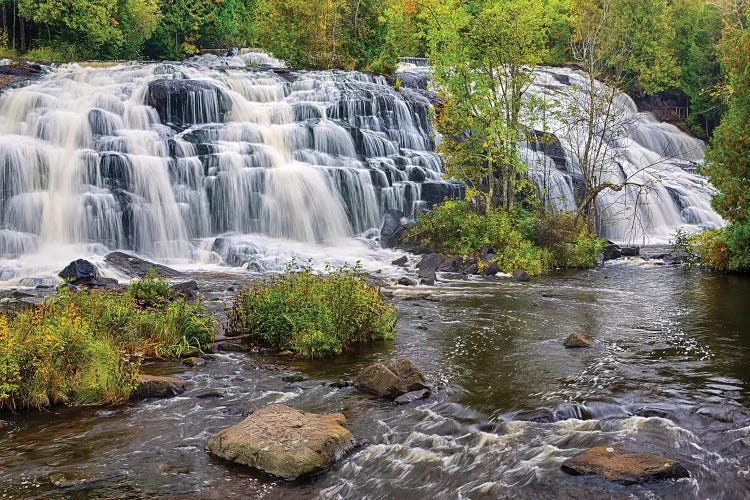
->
(525, 67, 723, 244)
(0, 53, 460, 280)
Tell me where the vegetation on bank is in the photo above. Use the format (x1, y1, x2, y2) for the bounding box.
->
(408, 201, 604, 275)
(227, 264, 396, 358)
(0, 274, 214, 411)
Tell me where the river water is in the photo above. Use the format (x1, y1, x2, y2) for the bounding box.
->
(1, 261, 749, 499)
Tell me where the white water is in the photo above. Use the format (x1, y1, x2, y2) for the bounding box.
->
(0, 53, 452, 283)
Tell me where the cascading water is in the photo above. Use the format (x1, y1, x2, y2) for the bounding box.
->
(0, 53, 460, 282)
(398, 61, 724, 245)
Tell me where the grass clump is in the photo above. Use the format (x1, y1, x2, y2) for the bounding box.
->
(0, 274, 214, 411)
(228, 263, 396, 358)
(408, 200, 604, 275)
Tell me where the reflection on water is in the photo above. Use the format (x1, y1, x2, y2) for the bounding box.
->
(1, 262, 749, 498)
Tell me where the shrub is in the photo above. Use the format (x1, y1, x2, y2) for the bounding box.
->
(228, 263, 396, 358)
(535, 212, 605, 269)
(128, 269, 173, 308)
(0, 282, 215, 411)
(693, 228, 732, 271)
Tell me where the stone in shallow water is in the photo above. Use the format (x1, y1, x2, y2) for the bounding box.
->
(205, 404, 354, 479)
(355, 358, 428, 398)
(133, 375, 186, 399)
(561, 445, 689, 484)
(564, 332, 595, 348)
(394, 389, 430, 405)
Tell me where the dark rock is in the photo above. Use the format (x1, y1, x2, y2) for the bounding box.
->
(171, 280, 199, 299)
(512, 269, 531, 282)
(146, 78, 230, 129)
(483, 262, 500, 276)
(439, 272, 467, 281)
(195, 388, 224, 399)
(182, 357, 206, 367)
(398, 277, 417, 286)
(394, 389, 430, 405)
(104, 251, 181, 278)
(602, 242, 622, 260)
(420, 277, 435, 286)
(59, 259, 98, 283)
(133, 375, 186, 399)
(205, 404, 354, 479)
(635, 406, 673, 420)
(380, 210, 408, 248)
(329, 380, 352, 388)
(218, 340, 252, 352)
(391, 255, 408, 267)
(620, 246, 641, 257)
(420, 182, 465, 205)
(282, 374, 304, 383)
(418, 253, 446, 276)
(513, 408, 556, 423)
(355, 358, 428, 398)
(463, 263, 479, 275)
(366, 277, 388, 289)
(437, 255, 464, 272)
(564, 333, 595, 348)
(561, 445, 690, 484)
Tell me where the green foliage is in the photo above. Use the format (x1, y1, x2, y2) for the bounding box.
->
(0, 282, 214, 411)
(227, 263, 396, 358)
(128, 269, 173, 308)
(534, 211, 605, 268)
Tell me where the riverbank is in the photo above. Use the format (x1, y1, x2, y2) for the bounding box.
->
(1, 261, 748, 498)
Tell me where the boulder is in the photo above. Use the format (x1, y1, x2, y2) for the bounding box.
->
(104, 251, 181, 278)
(133, 374, 186, 399)
(561, 445, 689, 484)
(483, 262, 500, 276)
(380, 210, 408, 248)
(205, 404, 354, 479)
(398, 277, 417, 286)
(171, 280, 199, 299)
(602, 242, 622, 260)
(355, 358, 429, 398)
(146, 78, 230, 129)
(512, 269, 531, 282)
(418, 253, 446, 276)
(437, 255, 464, 272)
(195, 388, 224, 399)
(463, 263, 479, 275)
(513, 408, 556, 423)
(391, 255, 408, 267)
(182, 357, 205, 367)
(282, 374, 304, 383)
(564, 333, 595, 348)
(620, 246, 641, 257)
(394, 389, 430, 405)
(58, 259, 98, 283)
(420, 182, 465, 205)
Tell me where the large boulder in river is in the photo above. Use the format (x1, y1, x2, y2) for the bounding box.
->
(146, 79, 230, 129)
(205, 404, 354, 480)
(355, 358, 429, 398)
(59, 259, 98, 282)
(104, 251, 181, 278)
(561, 445, 689, 484)
(133, 374, 186, 399)
(380, 210, 409, 248)
(564, 332, 595, 348)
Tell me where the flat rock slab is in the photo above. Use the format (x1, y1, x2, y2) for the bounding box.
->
(206, 404, 354, 479)
(561, 445, 689, 484)
(355, 358, 428, 398)
(133, 375, 186, 399)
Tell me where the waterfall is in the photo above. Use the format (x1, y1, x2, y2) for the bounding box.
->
(0, 53, 459, 281)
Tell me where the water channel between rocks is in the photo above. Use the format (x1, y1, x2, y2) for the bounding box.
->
(1, 261, 749, 499)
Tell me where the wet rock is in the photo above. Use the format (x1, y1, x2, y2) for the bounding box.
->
(513, 408, 556, 423)
(391, 255, 408, 266)
(58, 259, 99, 283)
(49, 472, 126, 488)
(439, 272, 467, 281)
(329, 380, 352, 388)
(195, 388, 224, 399)
(182, 356, 206, 367)
(104, 251, 181, 278)
(398, 277, 417, 286)
(463, 263, 479, 275)
(602, 242, 622, 260)
(561, 445, 689, 484)
(635, 406, 673, 420)
(512, 269, 531, 282)
(355, 358, 429, 398)
(420, 277, 436, 286)
(146, 78, 230, 129)
(171, 280, 199, 299)
(282, 374, 304, 383)
(421, 182, 465, 205)
(620, 246, 641, 257)
(133, 374, 186, 399)
(380, 210, 409, 248)
(218, 340, 252, 352)
(417, 253, 446, 275)
(366, 277, 388, 289)
(564, 333, 595, 348)
(205, 404, 354, 479)
(94, 410, 118, 418)
(482, 262, 500, 276)
(394, 389, 430, 405)
(437, 255, 464, 272)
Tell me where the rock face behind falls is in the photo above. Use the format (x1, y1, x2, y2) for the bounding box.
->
(205, 404, 355, 480)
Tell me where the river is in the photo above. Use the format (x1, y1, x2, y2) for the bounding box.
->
(2, 260, 749, 499)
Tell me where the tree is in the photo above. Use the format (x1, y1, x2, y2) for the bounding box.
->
(425, 0, 550, 212)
